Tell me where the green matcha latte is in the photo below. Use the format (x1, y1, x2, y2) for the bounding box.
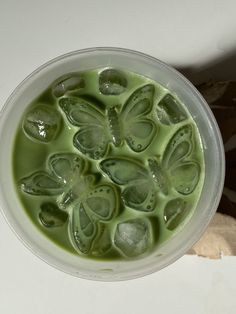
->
(13, 68, 204, 260)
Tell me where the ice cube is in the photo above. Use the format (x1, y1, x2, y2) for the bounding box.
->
(39, 202, 68, 228)
(58, 189, 77, 209)
(122, 183, 156, 212)
(20, 171, 64, 195)
(114, 218, 151, 257)
(92, 224, 112, 256)
(71, 203, 96, 254)
(52, 74, 85, 97)
(49, 153, 84, 184)
(148, 159, 168, 195)
(163, 198, 188, 230)
(23, 104, 61, 143)
(170, 162, 200, 195)
(107, 107, 122, 146)
(99, 69, 127, 95)
(100, 157, 148, 185)
(157, 94, 187, 125)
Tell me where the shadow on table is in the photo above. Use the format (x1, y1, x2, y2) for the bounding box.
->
(175, 50, 236, 218)
(176, 49, 236, 84)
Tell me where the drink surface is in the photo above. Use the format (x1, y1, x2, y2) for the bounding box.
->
(13, 68, 204, 260)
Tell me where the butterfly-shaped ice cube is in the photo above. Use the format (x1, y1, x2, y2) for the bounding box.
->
(100, 124, 201, 213)
(20, 153, 118, 254)
(59, 84, 157, 159)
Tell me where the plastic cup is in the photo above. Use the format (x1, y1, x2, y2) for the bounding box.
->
(0, 48, 225, 281)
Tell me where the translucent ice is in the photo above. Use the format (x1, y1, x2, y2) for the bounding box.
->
(39, 202, 68, 228)
(100, 157, 147, 185)
(107, 107, 122, 146)
(122, 84, 156, 152)
(86, 184, 117, 220)
(170, 162, 200, 195)
(92, 225, 112, 256)
(49, 153, 85, 184)
(69, 183, 117, 254)
(122, 183, 156, 212)
(23, 105, 61, 143)
(161, 125, 200, 195)
(114, 219, 150, 257)
(99, 69, 127, 95)
(163, 125, 192, 167)
(148, 159, 168, 195)
(52, 74, 85, 97)
(20, 171, 63, 195)
(157, 94, 187, 125)
(58, 175, 94, 209)
(73, 127, 108, 160)
(71, 203, 97, 254)
(164, 198, 188, 230)
(59, 97, 109, 159)
(100, 157, 156, 212)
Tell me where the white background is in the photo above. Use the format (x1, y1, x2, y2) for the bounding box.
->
(0, 1, 235, 313)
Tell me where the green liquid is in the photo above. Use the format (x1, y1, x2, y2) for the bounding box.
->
(13, 68, 204, 260)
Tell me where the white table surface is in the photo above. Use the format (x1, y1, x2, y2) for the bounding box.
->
(0, 1, 235, 313)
